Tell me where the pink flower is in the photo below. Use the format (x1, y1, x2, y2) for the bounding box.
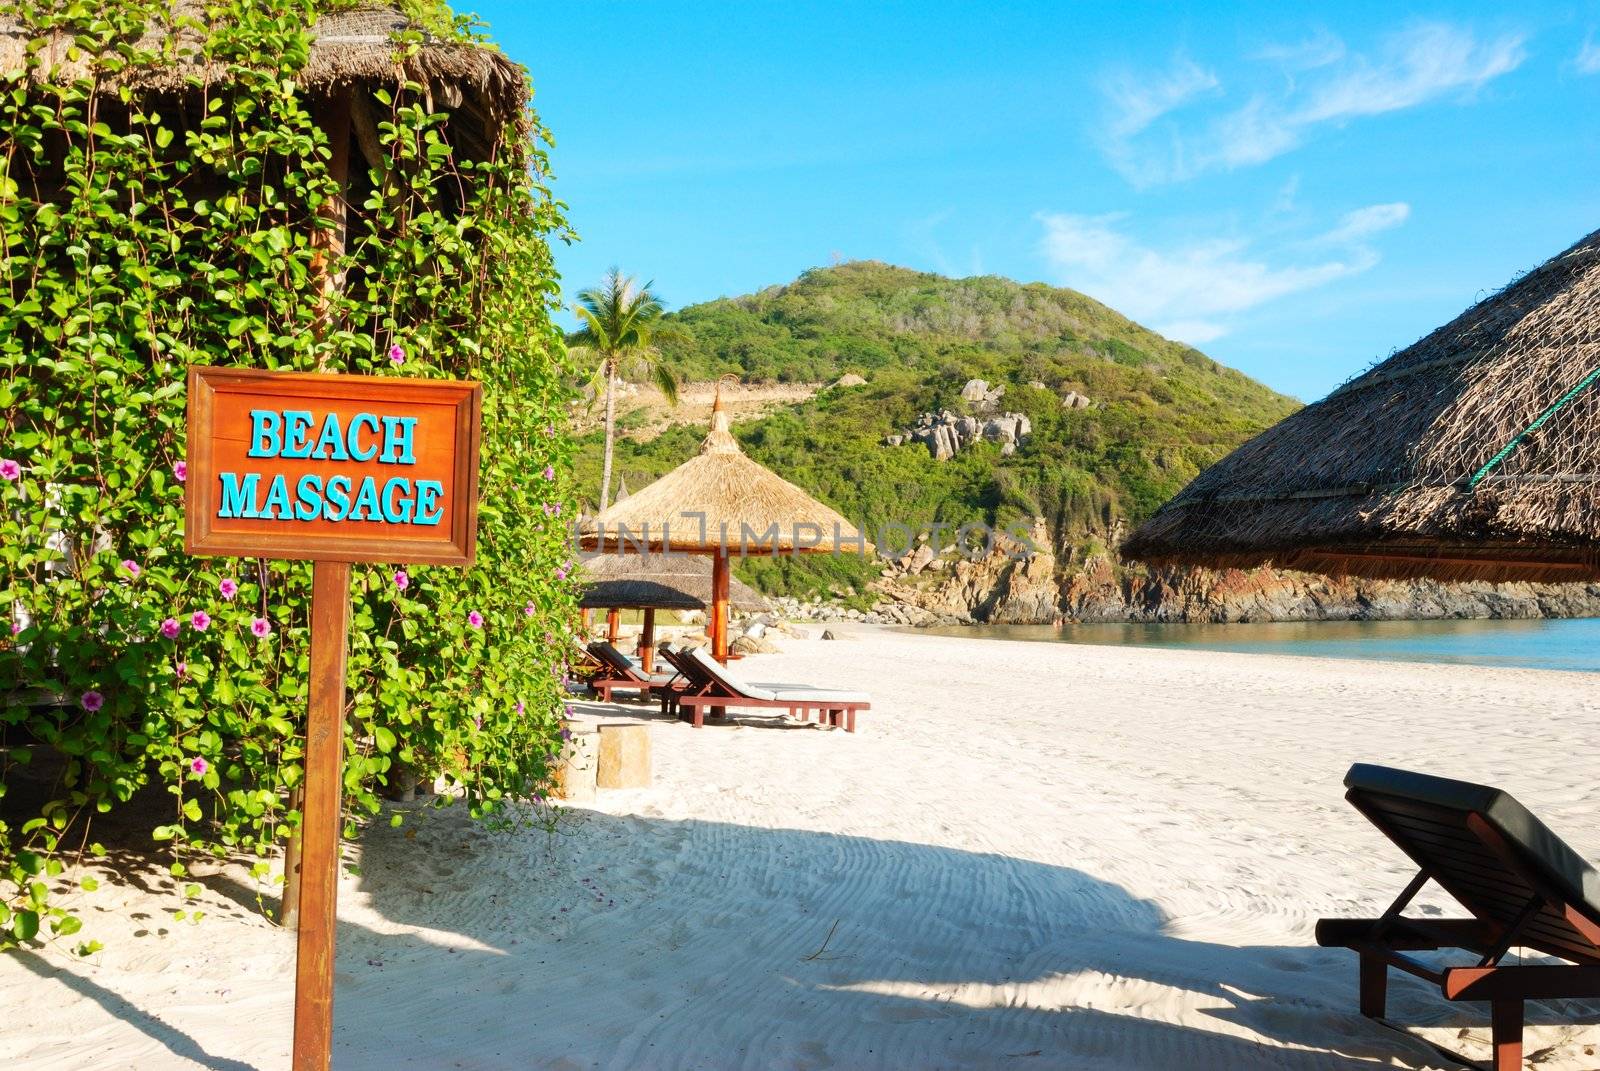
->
(553, 504, 561, 517)
(515, 701, 525, 716)
(176, 661, 188, 679)
(80, 690, 104, 712)
(560, 727, 573, 742)
(173, 460, 187, 483)
(542, 502, 554, 516)
(543, 465, 555, 481)
(555, 564, 569, 581)
(523, 602, 535, 617)
(9, 621, 20, 635)
(388, 342, 405, 366)
(467, 610, 484, 629)
(0, 458, 19, 481)
(393, 570, 409, 591)
(218, 578, 238, 601)
(160, 617, 181, 640)
(189, 756, 208, 776)
(250, 616, 272, 638)
(121, 559, 141, 580)
(190, 611, 211, 632)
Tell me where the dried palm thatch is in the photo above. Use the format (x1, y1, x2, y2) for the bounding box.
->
(0, 4, 527, 147)
(580, 401, 872, 556)
(578, 553, 771, 613)
(1123, 227, 1600, 583)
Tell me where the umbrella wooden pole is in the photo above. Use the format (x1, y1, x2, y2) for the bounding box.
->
(606, 608, 620, 644)
(711, 551, 730, 663)
(639, 607, 656, 672)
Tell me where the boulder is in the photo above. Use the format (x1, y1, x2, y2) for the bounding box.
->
(959, 378, 989, 402)
(834, 373, 867, 387)
(1061, 390, 1091, 410)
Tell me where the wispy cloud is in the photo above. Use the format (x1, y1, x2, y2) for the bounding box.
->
(1037, 202, 1410, 345)
(1578, 35, 1600, 75)
(1103, 22, 1527, 185)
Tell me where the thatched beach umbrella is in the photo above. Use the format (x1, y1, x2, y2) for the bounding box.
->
(578, 553, 771, 670)
(580, 386, 870, 661)
(1123, 227, 1600, 583)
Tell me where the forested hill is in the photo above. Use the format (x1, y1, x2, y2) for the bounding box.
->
(576, 261, 1300, 599)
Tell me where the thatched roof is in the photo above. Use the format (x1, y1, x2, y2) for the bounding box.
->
(0, 4, 526, 138)
(578, 554, 770, 613)
(1123, 227, 1600, 583)
(580, 401, 872, 556)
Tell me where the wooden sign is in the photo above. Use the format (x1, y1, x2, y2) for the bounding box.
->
(184, 366, 482, 1071)
(186, 367, 482, 564)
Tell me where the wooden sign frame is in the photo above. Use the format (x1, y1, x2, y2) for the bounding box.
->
(186, 366, 482, 565)
(184, 365, 483, 1071)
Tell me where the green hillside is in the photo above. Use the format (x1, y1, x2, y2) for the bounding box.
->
(574, 261, 1299, 601)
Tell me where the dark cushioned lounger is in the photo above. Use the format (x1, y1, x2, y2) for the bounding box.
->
(586, 640, 675, 702)
(1316, 763, 1600, 1071)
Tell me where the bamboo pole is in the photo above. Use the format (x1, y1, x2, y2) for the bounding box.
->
(711, 551, 729, 663)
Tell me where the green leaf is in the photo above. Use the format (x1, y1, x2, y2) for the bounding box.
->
(12, 911, 39, 941)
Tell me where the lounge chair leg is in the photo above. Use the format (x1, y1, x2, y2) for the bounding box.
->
(1491, 999, 1523, 1071)
(1358, 954, 1387, 1019)
(693, 706, 704, 729)
(846, 710, 856, 733)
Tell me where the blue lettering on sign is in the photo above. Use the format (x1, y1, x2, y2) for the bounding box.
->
(347, 413, 381, 462)
(280, 410, 315, 459)
(218, 472, 262, 518)
(414, 480, 444, 526)
(218, 407, 451, 528)
(247, 410, 282, 458)
(379, 416, 418, 465)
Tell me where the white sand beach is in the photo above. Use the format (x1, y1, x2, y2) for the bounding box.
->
(4, 627, 1599, 1070)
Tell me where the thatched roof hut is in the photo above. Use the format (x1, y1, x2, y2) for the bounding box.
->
(0, 3, 526, 160)
(1123, 227, 1600, 583)
(580, 400, 870, 557)
(578, 553, 771, 613)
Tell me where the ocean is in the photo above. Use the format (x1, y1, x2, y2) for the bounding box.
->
(918, 617, 1600, 674)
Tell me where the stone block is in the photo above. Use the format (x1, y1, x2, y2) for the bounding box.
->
(597, 724, 652, 789)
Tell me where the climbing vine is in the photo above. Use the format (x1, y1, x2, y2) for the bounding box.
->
(0, 0, 577, 947)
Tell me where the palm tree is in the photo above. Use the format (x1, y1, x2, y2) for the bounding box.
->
(570, 269, 682, 511)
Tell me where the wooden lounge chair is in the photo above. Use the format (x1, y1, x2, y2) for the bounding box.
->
(659, 646, 868, 731)
(1316, 763, 1600, 1071)
(586, 640, 676, 703)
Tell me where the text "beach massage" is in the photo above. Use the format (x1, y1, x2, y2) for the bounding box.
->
(216, 409, 444, 525)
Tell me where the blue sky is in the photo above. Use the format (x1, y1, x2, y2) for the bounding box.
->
(468, 2, 1600, 401)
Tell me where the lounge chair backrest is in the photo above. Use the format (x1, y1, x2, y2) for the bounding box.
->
(1344, 763, 1600, 963)
(686, 647, 778, 702)
(588, 640, 642, 680)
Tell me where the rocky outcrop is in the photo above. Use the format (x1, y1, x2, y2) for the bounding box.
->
(959, 378, 1006, 409)
(860, 518, 1600, 626)
(891, 409, 1033, 460)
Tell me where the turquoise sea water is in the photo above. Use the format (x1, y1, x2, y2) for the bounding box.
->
(918, 617, 1600, 674)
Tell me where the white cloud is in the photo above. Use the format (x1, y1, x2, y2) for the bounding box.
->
(1102, 58, 1219, 140)
(1037, 203, 1408, 343)
(1318, 202, 1411, 244)
(1102, 22, 1527, 185)
(1252, 29, 1346, 71)
(1155, 319, 1231, 346)
(1579, 36, 1600, 75)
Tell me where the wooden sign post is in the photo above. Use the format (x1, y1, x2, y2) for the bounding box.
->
(185, 367, 482, 1071)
